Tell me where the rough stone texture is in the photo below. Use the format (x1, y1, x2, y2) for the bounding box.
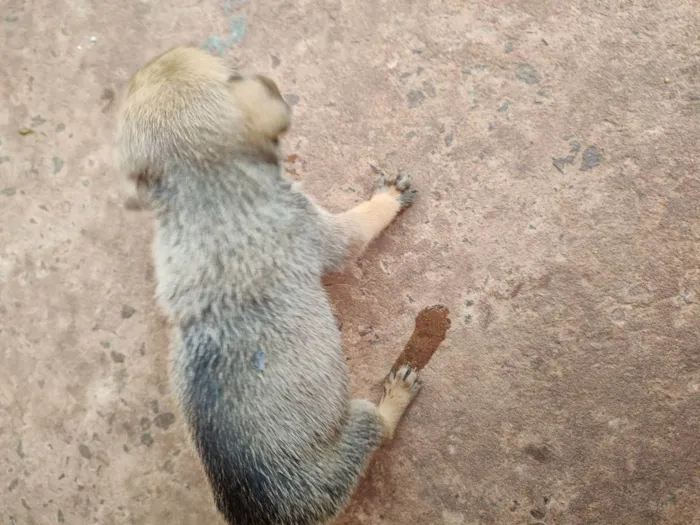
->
(1, 1, 699, 525)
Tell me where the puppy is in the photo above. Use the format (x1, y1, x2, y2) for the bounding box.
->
(116, 46, 421, 525)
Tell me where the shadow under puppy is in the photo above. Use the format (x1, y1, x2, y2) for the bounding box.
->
(116, 47, 422, 525)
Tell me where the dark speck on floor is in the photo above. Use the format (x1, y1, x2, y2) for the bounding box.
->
(580, 146, 603, 171)
(407, 90, 425, 108)
(515, 63, 541, 84)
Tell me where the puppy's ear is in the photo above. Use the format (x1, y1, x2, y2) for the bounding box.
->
(255, 74, 283, 99)
(119, 172, 144, 210)
(120, 169, 159, 211)
(232, 75, 291, 155)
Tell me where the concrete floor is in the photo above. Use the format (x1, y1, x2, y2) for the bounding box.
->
(1, 0, 699, 524)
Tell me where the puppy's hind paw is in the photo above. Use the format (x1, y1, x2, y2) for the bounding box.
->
(376, 365, 422, 440)
(382, 365, 422, 406)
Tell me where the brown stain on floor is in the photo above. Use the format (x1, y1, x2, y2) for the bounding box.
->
(392, 304, 451, 372)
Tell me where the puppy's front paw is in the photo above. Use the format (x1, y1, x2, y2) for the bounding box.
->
(374, 171, 417, 211)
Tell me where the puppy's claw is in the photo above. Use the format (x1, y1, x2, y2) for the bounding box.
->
(383, 365, 422, 399)
(374, 171, 417, 211)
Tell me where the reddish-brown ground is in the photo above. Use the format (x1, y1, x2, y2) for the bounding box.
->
(1, 1, 699, 524)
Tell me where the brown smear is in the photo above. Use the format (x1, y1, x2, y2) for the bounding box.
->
(392, 304, 451, 372)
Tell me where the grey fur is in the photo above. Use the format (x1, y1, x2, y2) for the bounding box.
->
(153, 160, 384, 524)
(117, 47, 420, 525)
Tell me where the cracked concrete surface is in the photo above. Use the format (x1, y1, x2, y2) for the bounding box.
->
(1, 0, 699, 524)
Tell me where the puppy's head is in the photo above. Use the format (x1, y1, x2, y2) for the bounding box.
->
(116, 46, 291, 210)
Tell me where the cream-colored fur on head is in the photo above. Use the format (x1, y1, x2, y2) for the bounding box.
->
(115, 46, 291, 209)
(231, 75, 291, 153)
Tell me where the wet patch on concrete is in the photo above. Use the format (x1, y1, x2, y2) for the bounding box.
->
(78, 444, 92, 459)
(52, 156, 64, 174)
(524, 443, 553, 462)
(284, 93, 300, 106)
(120, 305, 136, 319)
(580, 145, 603, 171)
(515, 63, 541, 84)
(110, 351, 126, 363)
(141, 433, 154, 447)
(153, 412, 176, 430)
(407, 90, 425, 108)
(100, 88, 115, 113)
(552, 139, 602, 173)
(553, 155, 576, 174)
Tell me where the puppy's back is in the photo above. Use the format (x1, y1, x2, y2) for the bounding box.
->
(171, 280, 379, 525)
